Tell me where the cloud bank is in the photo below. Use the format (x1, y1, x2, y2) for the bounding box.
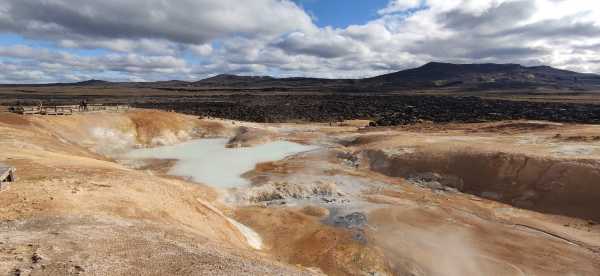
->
(0, 0, 599, 83)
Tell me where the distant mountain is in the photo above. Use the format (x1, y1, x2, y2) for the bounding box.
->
(191, 62, 600, 90)
(192, 74, 356, 90)
(195, 74, 276, 87)
(70, 79, 113, 86)
(0, 79, 114, 87)
(364, 62, 600, 90)
(148, 80, 193, 87)
(3, 62, 599, 91)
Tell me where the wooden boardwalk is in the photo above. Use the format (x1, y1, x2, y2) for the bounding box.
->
(9, 104, 130, 115)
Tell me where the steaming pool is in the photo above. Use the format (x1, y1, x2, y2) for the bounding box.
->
(126, 138, 317, 188)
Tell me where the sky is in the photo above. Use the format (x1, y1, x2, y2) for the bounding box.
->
(293, 0, 391, 28)
(0, 0, 599, 83)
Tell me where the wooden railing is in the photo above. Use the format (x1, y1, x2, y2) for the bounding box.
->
(8, 104, 130, 115)
(10, 106, 42, 115)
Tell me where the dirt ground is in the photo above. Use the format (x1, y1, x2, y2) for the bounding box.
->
(1, 110, 600, 275)
(0, 111, 319, 275)
(232, 119, 600, 275)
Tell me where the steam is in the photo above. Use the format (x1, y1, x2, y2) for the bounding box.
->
(87, 127, 196, 156)
(150, 129, 192, 146)
(89, 127, 137, 155)
(371, 210, 525, 276)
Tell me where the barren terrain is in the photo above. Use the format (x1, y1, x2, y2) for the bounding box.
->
(1, 109, 599, 275)
(3, 62, 600, 127)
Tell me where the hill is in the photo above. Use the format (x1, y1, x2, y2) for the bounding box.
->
(364, 62, 600, 90)
(2, 62, 600, 91)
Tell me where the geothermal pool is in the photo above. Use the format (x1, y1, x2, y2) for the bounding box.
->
(126, 138, 317, 188)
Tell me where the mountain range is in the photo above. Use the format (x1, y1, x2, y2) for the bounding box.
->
(6, 62, 600, 91)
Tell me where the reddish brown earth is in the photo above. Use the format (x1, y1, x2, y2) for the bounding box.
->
(1, 110, 599, 275)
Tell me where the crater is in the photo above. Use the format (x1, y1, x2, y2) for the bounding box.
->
(125, 138, 318, 188)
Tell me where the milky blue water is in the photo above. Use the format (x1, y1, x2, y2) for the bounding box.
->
(126, 138, 317, 188)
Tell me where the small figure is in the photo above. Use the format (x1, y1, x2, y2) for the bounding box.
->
(80, 99, 88, 111)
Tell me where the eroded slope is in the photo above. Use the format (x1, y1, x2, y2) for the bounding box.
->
(0, 111, 318, 275)
(2, 111, 600, 276)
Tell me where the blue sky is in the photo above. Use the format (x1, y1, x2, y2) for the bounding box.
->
(293, 0, 390, 27)
(0, 0, 599, 83)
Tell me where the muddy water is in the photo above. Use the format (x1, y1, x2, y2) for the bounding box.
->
(126, 138, 317, 188)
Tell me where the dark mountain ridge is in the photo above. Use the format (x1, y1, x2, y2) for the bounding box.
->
(365, 62, 600, 90)
(71, 79, 112, 86)
(3, 62, 600, 91)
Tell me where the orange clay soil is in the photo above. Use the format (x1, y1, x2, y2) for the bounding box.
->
(1, 111, 599, 276)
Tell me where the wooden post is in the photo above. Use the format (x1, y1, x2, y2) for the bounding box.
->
(0, 166, 16, 184)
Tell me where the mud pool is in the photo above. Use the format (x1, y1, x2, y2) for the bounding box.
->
(126, 138, 318, 188)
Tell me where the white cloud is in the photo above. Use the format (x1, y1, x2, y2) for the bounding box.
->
(0, 0, 315, 44)
(1, 0, 600, 83)
(268, 0, 600, 75)
(379, 0, 423, 14)
(189, 44, 214, 57)
(0, 45, 192, 82)
(59, 39, 179, 56)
